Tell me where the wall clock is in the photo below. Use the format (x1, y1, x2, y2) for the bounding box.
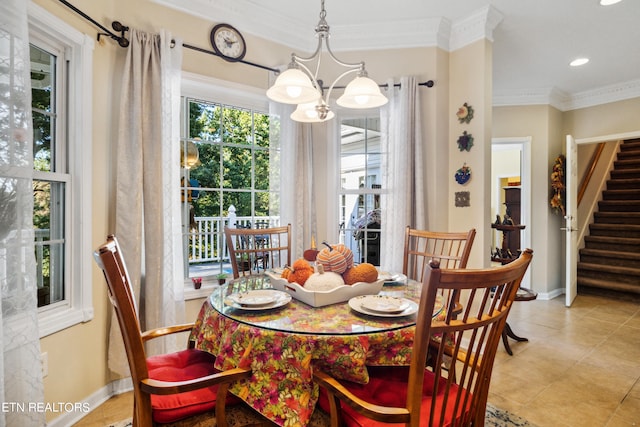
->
(210, 23, 246, 62)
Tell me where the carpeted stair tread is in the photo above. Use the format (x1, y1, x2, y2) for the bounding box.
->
(589, 223, 640, 238)
(598, 200, 640, 212)
(579, 247, 640, 261)
(608, 172, 640, 182)
(578, 262, 640, 277)
(613, 159, 640, 169)
(594, 212, 640, 224)
(602, 189, 640, 200)
(584, 235, 640, 245)
(578, 277, 640, 295)
(616, 150, 640, 160)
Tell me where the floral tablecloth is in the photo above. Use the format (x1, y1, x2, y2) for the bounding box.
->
(189, 282, 423, 427)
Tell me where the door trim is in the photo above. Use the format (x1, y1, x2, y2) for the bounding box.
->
(492, 137, 532, 289)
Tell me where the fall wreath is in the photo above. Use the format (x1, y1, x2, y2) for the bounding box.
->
(550, 154, 566, 215)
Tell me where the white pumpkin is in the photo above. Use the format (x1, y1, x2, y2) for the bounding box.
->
(304, 265, 345, 291)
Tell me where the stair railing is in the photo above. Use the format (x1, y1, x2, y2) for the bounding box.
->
(578, 142, 605, 207)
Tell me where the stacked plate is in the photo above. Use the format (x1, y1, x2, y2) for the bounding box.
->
(225, 289, 291, 311)
(376, 270, 408, 286)
(348, 295, 418, 317)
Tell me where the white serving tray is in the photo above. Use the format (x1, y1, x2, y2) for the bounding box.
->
(265, 271, 384, 307)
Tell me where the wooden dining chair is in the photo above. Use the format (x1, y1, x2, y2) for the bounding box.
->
(403, 227, 476, 333)
(225, 224, 291, 279)
(93, 235, 267, 427)
(314, 249, 533, 427)
(402, 227, 476, 281)
(403, 227, 476, 376)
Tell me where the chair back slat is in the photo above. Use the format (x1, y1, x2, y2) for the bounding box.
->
(225, 224, 291, 278)
(403, 227, 476, 281)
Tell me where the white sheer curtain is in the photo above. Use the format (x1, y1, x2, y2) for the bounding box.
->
(380, 76, 425, 272)
(269, 103, 317, 258)
(0, 0, 46, 425)
(111, 29, 184, 375)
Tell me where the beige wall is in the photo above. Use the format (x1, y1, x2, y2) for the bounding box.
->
(564, 98, 640, 139)
(493, 105, 565, 296)
(448, 40, 493, 269)
(31, 0, 640, 424)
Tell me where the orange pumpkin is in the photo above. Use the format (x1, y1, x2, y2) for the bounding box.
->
(288, 258, 314, 286)
(343, 263, 379, 285)
(281, 266, 293, 280)
(316, 242, 354, 274)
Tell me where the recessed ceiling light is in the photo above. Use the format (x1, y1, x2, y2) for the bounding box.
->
(600, 0, 622, 5)
(570, 58, 589, 67)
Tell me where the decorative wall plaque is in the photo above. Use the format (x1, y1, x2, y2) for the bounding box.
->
(454, 163, 471, 185)
(457, 131, 474, 152)
(456, 102, 474, 124)
(455, 191, 470, 207)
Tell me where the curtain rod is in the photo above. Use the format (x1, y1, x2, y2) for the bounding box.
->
(57, 0, 434, 88)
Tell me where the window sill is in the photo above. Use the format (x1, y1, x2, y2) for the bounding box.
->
(184, 281, 222, 301)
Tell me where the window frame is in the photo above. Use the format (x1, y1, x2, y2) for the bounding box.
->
(29, 3, 94, 337)
(337, 114, 384, 265)
(180, 73, 269, 297)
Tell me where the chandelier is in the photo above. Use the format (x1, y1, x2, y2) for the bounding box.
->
(266, 0, 388, 123)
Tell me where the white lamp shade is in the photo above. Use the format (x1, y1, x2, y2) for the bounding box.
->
(290, 101, 335, 123)
(267, 68, 321, 104)
(336, 76, 388, 109)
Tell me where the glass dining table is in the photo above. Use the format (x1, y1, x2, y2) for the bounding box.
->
(189, 274, 432, 427)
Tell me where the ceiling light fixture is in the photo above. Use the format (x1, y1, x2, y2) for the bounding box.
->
(266, 0, 388, 123)
(600, 0, 622, 5)
(570, 58, 589, 67)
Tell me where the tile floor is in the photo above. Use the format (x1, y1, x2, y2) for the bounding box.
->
(73, 291, 640, 427)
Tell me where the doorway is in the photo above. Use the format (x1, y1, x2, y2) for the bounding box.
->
(491, 137, 531, 289)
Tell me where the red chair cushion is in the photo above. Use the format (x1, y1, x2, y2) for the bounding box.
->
(147, 348, 240, 424)
(317, 366, 471, 427)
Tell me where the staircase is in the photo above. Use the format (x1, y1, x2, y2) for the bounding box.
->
(577, 138, 640, 296)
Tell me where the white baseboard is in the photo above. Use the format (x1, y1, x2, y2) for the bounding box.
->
(537, 288, 564, 301)
(46, 378, 132, 427)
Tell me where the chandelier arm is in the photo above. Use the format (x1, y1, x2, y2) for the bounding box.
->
(292, 60, 322, 91)
(324, 68, 360, 103)
(291, 36, 324, 85)
(324, 37, 364, 69)
(291, 35, 324, 63)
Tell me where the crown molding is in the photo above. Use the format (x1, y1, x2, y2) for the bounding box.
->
(561, 79, 640, 111)
(450, 5, 504, 51)
(493, 87, 568, 111)
(494, 79, 640, 111)
(328, 18, 442, 52)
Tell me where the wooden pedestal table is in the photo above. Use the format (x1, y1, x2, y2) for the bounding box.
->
(502, 287, 537, 355)
(491, 223, 526, 264)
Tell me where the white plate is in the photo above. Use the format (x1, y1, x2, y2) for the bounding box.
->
(225, 290, 291, 310)
(348, 296, 418, 317)
(359, 295, 410, 313)
(376, 270, 407, 286)
(228, 290, 277, 306)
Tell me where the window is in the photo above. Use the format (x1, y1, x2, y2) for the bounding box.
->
(339, 116, 383, 266)
(180, 80, 274, 280)
(29, 4, 93, 337)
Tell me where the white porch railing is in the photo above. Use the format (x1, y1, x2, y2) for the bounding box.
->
(188, 213, 280, 264)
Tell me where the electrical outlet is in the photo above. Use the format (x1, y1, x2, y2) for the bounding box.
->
(41, 352, 48, 377)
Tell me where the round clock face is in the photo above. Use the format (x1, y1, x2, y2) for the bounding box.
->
(210, 24, 246, 62)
